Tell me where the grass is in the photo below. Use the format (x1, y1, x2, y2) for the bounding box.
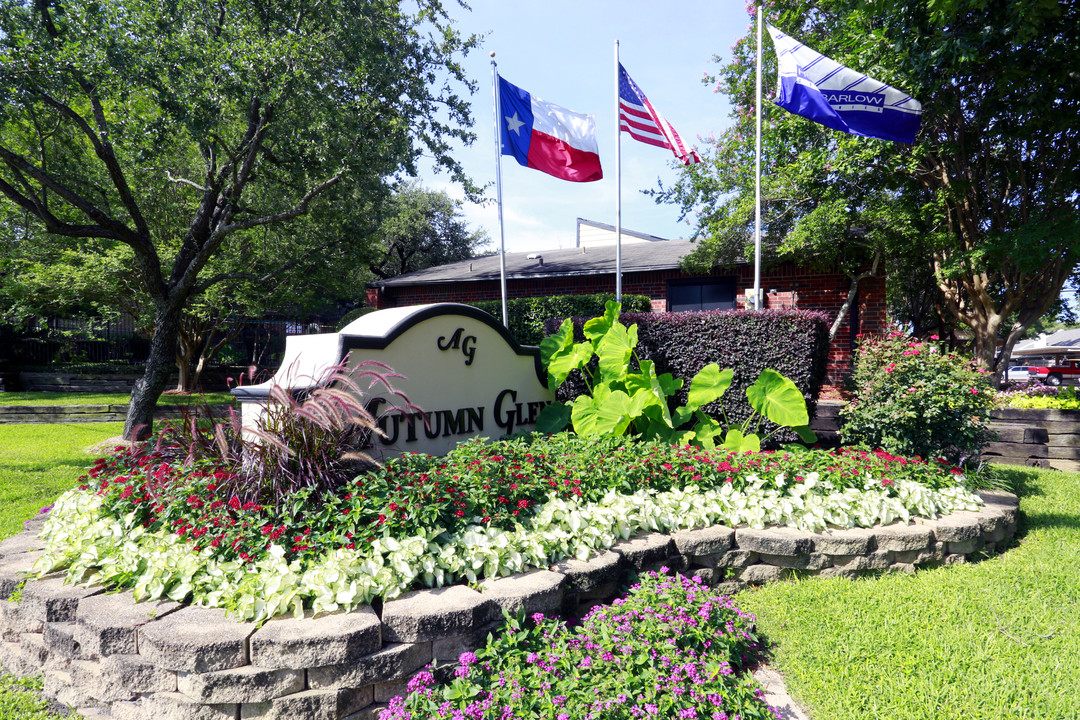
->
(736, 465, 1080, 720)
(0, 392, 235, 406)
(0, 674, 62, 720)
(0, 423, 125, 539)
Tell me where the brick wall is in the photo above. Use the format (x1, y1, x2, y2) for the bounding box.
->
(369, 263, 886, 384)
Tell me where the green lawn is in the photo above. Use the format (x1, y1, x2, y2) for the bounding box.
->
(0, 423, 124, 539)
(0, 392, 235, 406)
(736, 465, 1080, 720)
(0, 424, 1076, 719)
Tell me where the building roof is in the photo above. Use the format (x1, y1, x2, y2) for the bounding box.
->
(1010, 327, 1080, 357)
(369, 237, 720, 288)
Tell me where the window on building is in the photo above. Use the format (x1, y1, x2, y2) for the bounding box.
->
(667, 277, 737, 312)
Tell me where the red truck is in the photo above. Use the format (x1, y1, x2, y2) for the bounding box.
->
(1027, 359, 1080, 386)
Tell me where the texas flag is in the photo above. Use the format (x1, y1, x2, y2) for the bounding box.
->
(499, 77, 603, 183)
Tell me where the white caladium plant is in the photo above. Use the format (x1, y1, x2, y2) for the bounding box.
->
(31, 473, 982, 624)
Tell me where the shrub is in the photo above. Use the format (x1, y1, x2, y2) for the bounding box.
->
(155, 362, 414, 507)
(538, 301, 816, 451)
(469, 293, 652, 346)
(543, 308, 831, 445)
(996, 383, 1080, 410)
(841, 331, 993, 463)
(383, 570, 776, 720)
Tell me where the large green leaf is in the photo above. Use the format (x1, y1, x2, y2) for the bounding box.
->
(685, 364, 733, 412)
(583, 300, 621, 348)
(596, 322, 637, 383)
(535, 402, 571, 433)
(792, 425, 818, 444)
(745, 369, 810, 427)
(622, 360, 678, 428)
(721, 428, 761, 453)
(570, 389, 635, 437)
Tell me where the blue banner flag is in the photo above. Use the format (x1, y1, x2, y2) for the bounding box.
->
(766, 24, 922, 144)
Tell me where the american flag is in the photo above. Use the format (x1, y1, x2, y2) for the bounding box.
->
(618, 63, 701, 165)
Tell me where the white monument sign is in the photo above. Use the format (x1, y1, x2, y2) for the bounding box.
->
(232, 304, 556, 459)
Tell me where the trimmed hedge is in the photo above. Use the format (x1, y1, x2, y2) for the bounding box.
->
(544, 309, 831, 446)
(469, 293, 652, 346)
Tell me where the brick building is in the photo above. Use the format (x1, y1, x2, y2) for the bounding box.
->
(366, 226, 885, 383)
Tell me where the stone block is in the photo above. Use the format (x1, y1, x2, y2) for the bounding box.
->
(101, 653, 178, 693)
(735, 527, 814, 556)
(890, 562, 917, 574)
(759, 552, 831, 571)
(891, 545, 945, 566)
(250, 607, 381, 669)
(178, 665, 305, 703)
(44, 621, 80, 659)
(109, 700, 148, 720)
(712, 580, 745, 596)
(0, 639, 40, 677)
(0, 553, 43, 600)
(143, 691, 239, 720)
(947, 537, 984, 555)
(0, 599, 41, 640)
(875, 523, 933, 552)
(75, 591, 182, 658)
(478, 570, 564, 618)
(864, 551, 891, 570)
(266, 686, 374, 720)
(307, 642, 431, 691)
(943, 554, 967, 566)
(43, 668, 96, 707)
(828, 554, 868, 570)
(381, 585, 497, 643)
(374, 676, 411, 704)
(18, 631, 48, 667)
(610, 533, 677, 570)
(715, 550, 758, 568)
(670, 525, 735, 556)
(739, 564, 785, 584)
(686, 567, 718, 585)
(431, 622, 499, 668)
(817, 566, 859, 580)
(579, 580, 618, 602)
(20, 577, 104, 623)
(137, 606, 257, 673)
(550, 550, 621, 593)
(810, 527, 876, 555)
(344, 703, 386, 720)
(927, 512, 982, 543)
(0, 532, 45, 558)
(70, 657, 135, 703)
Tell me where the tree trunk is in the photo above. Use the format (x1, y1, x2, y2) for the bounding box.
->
(124, 305, 182, 440)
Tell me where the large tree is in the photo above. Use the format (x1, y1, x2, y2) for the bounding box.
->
(0, 0, 478, 438)
(363, 183, 489, 280)
(658, 0, 1080, 376)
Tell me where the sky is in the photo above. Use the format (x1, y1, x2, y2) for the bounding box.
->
(415, 0, 756, 254)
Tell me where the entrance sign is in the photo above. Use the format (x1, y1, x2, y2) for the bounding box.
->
(233, 304, 555, 459)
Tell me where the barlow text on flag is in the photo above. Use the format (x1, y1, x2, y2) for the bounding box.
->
(618, 64, 701, 165)
(499, 77, 603, 182)
(766, 24, 922, 144)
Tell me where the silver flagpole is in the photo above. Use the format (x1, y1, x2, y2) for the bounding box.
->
(491, 52, 509, 328)
(753, 6, 763, 311)
(614, 39, 623, 303)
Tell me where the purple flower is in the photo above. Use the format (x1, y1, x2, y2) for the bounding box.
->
(458, 651, 478, 666)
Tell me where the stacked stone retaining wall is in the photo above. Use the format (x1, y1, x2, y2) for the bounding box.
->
(0, 491, 1018, 720)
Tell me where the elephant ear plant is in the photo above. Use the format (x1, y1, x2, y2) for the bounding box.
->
(536, 301, 817, 452)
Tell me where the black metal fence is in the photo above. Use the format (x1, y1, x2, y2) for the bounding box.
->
(0, 316, 338, 372)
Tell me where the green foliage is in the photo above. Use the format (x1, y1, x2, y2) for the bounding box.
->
(841, 331, 993, 463)
(469, 293, 652, 346)
(997, 385, 1080, 410)
(538, 302, 815, 450)
(657, 0, 1080, 371)
(389, 571, 775, 720)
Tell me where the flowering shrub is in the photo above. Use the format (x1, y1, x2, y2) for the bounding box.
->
(382, 570, 776, 720)
(34, 435, 981, 622)
(995, 383, 1080, 410)
(841, 331, 994, 464)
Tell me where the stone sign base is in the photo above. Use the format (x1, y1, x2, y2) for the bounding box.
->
(0, 491, 1018, 720)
